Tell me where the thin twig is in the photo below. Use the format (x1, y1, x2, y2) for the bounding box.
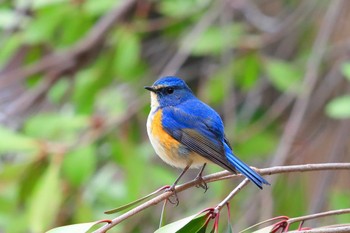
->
(93, 163, 350, 233)
(214, 179, 249, 213)
(288, 226, 350, 233)
(288, 209, 350, 224)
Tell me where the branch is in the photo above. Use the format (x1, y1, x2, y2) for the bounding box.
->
(0, 0, 136, 89)
(288, 209, 350, 225)
(214, 179, 249, 213)
(93, 163, 350, 233)
(160, 1, 222, 76)
(270, 0, 343, 168)
(288, 226, 350, 233)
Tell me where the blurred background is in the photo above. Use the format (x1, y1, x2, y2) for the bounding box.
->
(0, 0, 350, 232)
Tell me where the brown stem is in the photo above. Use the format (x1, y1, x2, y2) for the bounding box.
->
(93, 162, 350, 233)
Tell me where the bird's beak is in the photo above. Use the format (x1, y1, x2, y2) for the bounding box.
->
(144, 86, 156, 92)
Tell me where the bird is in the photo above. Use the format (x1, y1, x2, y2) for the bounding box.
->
(145, 76, 269, 196)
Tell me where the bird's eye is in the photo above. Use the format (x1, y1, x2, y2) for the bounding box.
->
(165, 87, 174, 94)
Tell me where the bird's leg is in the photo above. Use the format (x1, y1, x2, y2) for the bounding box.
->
(195, 163, 208, 192)
(165, 164, 191, 205)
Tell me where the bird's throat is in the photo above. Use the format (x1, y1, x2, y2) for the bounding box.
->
(150, 92, 160, 112)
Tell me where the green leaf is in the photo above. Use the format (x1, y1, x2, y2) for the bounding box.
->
(72, 69, 99, 113)
(45, 221, 106, 233)
(19, 159, 48, 203)
(234, 53, 261, 91)
(84, 0, 119, 16)
(113, 28, 141, 79)
(24, 6, 65, 44)
(62, 145, 96, 187)
(24, 113, 89, 141)
(104, 183, 167, 214)
(177, 214, 209, 233)
(0, 163, 27, 183)
(28, 161, 62, 233)
(265, 59, 302, 93)
(191, 24, 243, 56)
(205, 75, 229, 104)
(0, 126, 38, 154)
(325, 95, 350, 119)
(58, 8, 91, 47)
(341, 62, 350, 82)
(159, 0, 210, 18)
(0, 35, 21, 66)
(155, 212, 209, 233)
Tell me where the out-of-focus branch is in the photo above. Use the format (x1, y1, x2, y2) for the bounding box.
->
(270, 0, 343, 169)
(160, 1, 222, 76)
(0, 0, 137, 123)
(93, 163, 350, 233)
(259, 0, 344, 222)
(0, 0, 136, 89)
(308, 122, 350, 216)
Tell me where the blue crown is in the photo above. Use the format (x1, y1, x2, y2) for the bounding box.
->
(153, 76, 187, 87)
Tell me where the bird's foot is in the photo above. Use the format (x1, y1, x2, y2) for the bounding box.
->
(195, 175, 208, 193)
(165, 185, 179, 206)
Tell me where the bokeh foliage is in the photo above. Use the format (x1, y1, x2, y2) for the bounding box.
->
(0, 0, 350, 232)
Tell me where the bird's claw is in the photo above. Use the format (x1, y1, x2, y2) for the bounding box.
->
(165, 185, 179, 206)
(195, 176, 208, 193)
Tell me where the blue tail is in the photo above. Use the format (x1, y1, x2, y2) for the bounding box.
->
(224, 145, 270, 189)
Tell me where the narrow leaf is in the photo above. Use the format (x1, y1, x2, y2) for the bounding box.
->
(28, 161, 62, 232)
(105, 186, 169, 214)
(45, 220, 109, 233)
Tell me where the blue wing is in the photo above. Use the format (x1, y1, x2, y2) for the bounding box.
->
(162, 99, 237, 172)
(162, 98, 269, 189)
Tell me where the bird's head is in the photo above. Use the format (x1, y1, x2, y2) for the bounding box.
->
(145, 76, 194, 109)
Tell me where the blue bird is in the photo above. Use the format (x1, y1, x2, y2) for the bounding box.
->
(145, 76, 269, 194)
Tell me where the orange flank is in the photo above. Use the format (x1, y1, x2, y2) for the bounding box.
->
(151, 110, 180, 151)
(149, 109, 210, 168)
